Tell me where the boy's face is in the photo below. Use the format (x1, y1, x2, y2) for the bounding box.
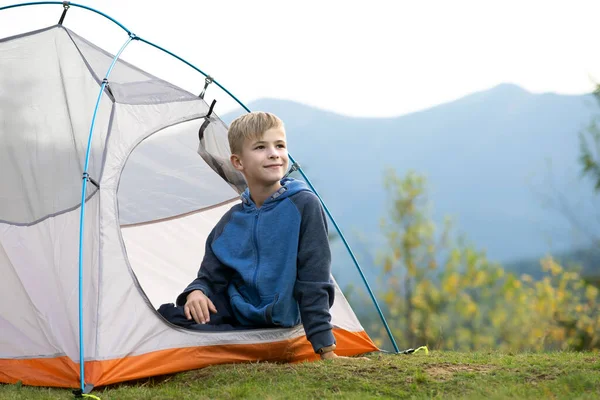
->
(231, 126, 289, 188)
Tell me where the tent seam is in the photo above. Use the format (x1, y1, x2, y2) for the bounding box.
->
(113, 96, 201, 106)
(0, 352, 68, 360)
(97, 103, 116, 188)
(0, 24, 57, 44)
(120, 197, 240, 228)
(63, 26, 115, 102)
(95, 177, 104, 360)
(94, 104, 117, 360)
(0, 190, 98, 227)
(81, 327, 309, 361)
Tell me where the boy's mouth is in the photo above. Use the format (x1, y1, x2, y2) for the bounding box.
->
(264, 164, 282, 168)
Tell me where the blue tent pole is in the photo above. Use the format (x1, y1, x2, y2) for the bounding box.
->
(77, 34, 135, 392)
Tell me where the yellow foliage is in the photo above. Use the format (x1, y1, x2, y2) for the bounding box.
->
(412, 294, 427, 310)
(393, 247, 401, 261)
(377, 238, 600, 351)
(587, 326, 595, 336)
(541, 257, 563, 276)
(407, 260, 417, 276)
(375, 169, 600, 352)
(383, 290, 395, 306)
(383, 258, 392, 274)
(442, 273, 460, 296)
(465, 301, 477, 317)
(473, 270, 486, 287)
(586, 285, 599, 302)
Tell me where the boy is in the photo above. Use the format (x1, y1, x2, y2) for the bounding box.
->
(162, 112, 340, 359)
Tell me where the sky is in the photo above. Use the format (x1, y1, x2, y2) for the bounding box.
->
(1, 0, 599, 117)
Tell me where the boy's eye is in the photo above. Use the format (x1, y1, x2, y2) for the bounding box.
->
(255, 145, 265, 150)
(277, 144, 286, 149)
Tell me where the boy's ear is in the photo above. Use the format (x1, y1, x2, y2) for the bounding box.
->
(230, 154, 243, 171)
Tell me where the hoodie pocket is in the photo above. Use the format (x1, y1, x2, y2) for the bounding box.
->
(229, 290, 279, 327)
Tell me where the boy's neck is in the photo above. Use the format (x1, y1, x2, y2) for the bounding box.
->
(247, 180, 283, 208)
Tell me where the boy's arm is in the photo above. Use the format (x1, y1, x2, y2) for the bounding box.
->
(292, 192, 336, 354)
(176, 222, 233, 306)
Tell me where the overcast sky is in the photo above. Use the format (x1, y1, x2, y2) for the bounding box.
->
(1, 0, 599, 117)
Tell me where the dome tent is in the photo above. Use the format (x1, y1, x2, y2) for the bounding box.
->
(0, 2, 397, 393)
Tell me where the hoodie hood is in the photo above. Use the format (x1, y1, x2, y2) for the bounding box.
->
(240, 178, 310, 209)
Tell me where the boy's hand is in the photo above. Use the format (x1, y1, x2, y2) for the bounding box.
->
(184, 290, 217, 324)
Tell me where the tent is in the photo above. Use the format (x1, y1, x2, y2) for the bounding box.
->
(0, 2, 396, 392)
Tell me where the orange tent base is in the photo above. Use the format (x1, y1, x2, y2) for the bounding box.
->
(0, 329, 377, 388)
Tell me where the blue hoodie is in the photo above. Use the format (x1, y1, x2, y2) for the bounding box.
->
(177, 178, 335, 352)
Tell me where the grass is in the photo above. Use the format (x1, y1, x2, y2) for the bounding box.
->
(1, 351, 599, 399)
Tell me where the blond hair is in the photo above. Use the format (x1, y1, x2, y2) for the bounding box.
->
(228, 112, 284, 154)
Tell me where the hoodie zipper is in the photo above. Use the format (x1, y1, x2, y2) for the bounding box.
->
(252, 210, 261, 290)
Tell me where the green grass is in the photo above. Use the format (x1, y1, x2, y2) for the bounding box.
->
(1, 351, 599, 399)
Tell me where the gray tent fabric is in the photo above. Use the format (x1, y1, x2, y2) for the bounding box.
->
(0, 24, 246, 225)
(0, 26, 110, 224)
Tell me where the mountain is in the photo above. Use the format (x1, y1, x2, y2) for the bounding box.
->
(120, 84, 599, 290)
(221, 84, 599, 278)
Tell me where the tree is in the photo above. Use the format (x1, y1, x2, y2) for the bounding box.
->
(378, 168, 447, 348)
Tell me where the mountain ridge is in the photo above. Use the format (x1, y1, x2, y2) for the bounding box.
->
(237, 83, 586, 122)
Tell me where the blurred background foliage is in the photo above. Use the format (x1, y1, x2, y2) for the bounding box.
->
(350, 164, 599, 352)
